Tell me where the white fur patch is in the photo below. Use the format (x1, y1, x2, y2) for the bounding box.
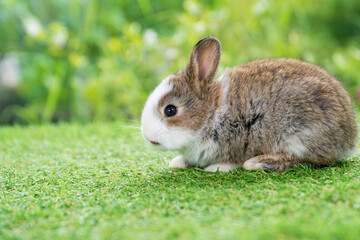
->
(141, 76, 172, 146)
(282, 128, 316, 158)
(285, 135, 308, 158)
(169, 155, 188, 168)
(216, 71, 230, 106)
(181, 138, 219, 168)
(204, 163, 238, 172)
(143, 76, 173, 116)
(141, 75, 198, 150)
(242, 157, 264, 170)
(336, 148, 359, 161)
(344, 148, 359, 158)
(164, 72, 231, 167)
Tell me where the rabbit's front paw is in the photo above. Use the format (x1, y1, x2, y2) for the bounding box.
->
(204, 163, 238, 172)
(169, 155, 189, 168)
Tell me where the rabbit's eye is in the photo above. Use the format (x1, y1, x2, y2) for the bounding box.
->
(164, 105, 177, 117)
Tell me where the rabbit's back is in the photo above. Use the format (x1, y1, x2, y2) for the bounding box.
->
(217, 58, 356, 164)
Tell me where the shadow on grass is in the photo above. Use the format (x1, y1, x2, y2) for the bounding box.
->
(126, 158, 359, 191)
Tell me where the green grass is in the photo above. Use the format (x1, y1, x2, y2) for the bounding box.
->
(1, 122, 360, 240)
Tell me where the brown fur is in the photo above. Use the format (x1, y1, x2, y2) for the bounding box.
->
(156, 37, 357, 171)
(157, 37, 222, 131)
(216, 59, 357, 166)
(156, 72, 219, 131)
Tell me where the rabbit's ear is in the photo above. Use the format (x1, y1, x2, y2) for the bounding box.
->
(186, 36, 221, 91)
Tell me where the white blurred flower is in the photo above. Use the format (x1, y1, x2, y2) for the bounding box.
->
(165, 48, 179, 61)
(50, 22, 68, 48)
(143, 29, 158, 46)
(289, 31, 299, 44)
(353, 49, 360, 61)
(303, 52, 315, 62)
(194, 22, 206, 33)
(253, 0, 270, 15)
(52, 31, 68, 47)
(184, 0, 201, 15)
(0, 54, 20, 89)
(23, 17, 42, 37)
(218, 8, 230, 20)
(129, 22, 141, 34)
(333, 52, 346, 69)
(173, 31, 185, 44)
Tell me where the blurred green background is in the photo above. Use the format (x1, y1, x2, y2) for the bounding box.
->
(0, 0, 359, 125)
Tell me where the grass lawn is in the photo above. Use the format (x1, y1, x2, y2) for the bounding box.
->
(1, 122, 360, 240)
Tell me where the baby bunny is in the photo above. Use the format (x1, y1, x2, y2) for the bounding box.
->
(141, 36, 357, 172)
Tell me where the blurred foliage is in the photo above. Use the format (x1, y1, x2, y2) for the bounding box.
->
(0, 0, 359, 125)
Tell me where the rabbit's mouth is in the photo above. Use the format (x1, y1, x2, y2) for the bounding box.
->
(150, 141, 160, 146)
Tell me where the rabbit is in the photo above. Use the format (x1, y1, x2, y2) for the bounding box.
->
(141, 36, 357, 172)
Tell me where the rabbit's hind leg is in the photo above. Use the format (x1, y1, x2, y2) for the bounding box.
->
(242, 154, 307, 172)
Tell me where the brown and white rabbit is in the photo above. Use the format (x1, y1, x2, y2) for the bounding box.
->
(141, 36, 357, 172)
